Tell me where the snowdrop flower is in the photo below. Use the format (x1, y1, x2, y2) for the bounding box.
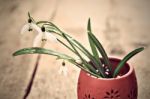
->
(58, 61, 68, 76)
(21, 19, 41, 34)
(20, 18, 57, 47)
(33, 26, 57, 47)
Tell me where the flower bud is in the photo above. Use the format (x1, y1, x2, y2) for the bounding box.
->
(41, 26, 45, 32)
(28, 18, 32, 23)
(62, 61, 65, 66)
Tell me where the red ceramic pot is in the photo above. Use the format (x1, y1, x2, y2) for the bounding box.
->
(77, 58, 137, 99)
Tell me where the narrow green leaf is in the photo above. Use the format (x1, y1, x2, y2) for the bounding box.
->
(113, 47, 144, 77)
(57, 39, 75, 53)
(71, 39, 105, 77)
(13, 47, 73, 60)
(13, 47, 102, 77)
(87, 19, 105, 76)
(88, 33, 112, 76)
(87, 18, 99, 61)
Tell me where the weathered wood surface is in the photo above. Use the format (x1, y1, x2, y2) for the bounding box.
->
(0, 0, 150, 99)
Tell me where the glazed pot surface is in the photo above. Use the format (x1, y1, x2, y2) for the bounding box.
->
(77, 58, 137, 99)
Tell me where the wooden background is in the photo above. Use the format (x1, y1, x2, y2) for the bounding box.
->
(0, 0, 150, 99)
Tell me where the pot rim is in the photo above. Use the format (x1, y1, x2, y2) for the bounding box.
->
(83, 57, 134, 81)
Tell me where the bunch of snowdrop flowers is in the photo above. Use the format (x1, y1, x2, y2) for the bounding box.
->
(21, 18, 57, 47)
(20, 15, 70, 76)
(13, 13, 144, 78)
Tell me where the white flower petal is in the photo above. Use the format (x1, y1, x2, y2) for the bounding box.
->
(45, 32, 57, 42)
(20, 23, 30, 34)
(30, 23, 41, 33)
(58, 66, 63, 74)
(33, 33, 42, 47)
(58, 66, 68, 76)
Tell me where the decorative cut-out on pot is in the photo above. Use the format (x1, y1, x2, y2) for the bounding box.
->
(77, 58, 137, 99)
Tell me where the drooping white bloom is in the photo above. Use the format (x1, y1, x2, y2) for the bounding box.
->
(58, 61, 68, 76)
(20, 19, 57, 47)
(33, 27, 57, 47)
(21, 23, 41, 35)
(58, 66, 68, 76)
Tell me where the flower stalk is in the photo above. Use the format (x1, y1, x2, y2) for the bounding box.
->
(23, 54, 41, 99)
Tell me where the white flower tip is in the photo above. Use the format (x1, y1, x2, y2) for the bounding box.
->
(96, 70, 99, 73)
(58, 66, 68, 76)
(106, 69, 109, 72)
(102, 64, 105, 67)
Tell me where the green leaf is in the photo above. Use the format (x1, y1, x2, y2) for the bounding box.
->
(113, 47, 144, 77)
(13, 47, 73, 60)
(87, 18, 99, 62)
(87, 19, 105, 76)
(56, 39, 75, 53)
(13, 47, 102, 77)
(88, 32, 112, 76)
